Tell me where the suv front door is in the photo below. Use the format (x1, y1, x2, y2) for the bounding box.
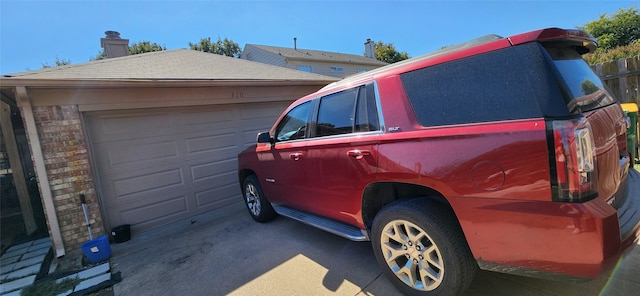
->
(258, 101, 314, 212)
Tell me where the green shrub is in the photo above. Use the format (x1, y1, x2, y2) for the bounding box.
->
(584, 41, 640, 65)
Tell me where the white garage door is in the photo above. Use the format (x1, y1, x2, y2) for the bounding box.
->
(86, 102, 288, 233)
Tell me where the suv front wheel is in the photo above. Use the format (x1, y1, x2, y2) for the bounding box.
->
(242, 175, 276, 222)
(371, 199, 477, 296)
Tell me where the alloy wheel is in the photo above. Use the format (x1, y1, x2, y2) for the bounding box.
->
(245, 183, 261, 216)
(379, 219, 444, 291)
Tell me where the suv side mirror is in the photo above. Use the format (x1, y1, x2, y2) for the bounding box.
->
(257, 132, 273, 144)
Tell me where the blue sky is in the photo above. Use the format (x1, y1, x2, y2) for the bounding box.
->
(0, 0, 637, 74)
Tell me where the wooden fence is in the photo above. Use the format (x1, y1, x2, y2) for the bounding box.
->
(593, 55, 640, 104)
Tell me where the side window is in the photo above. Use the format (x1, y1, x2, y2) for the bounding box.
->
(274, 102, 311, 142)
(297, 65, 312, 73)
(355, 84, 380, 132)
(316, 88, 358, 137)
(315, 85, 380, 138)
(400, 45, 544, 127)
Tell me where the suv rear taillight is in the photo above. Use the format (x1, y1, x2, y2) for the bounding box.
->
(549, 118, 598, 202)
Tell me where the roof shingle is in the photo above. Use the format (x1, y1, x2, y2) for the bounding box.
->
(3, 49, 338, 81)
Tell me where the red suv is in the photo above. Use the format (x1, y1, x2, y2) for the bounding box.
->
(237, 28, 640, 295)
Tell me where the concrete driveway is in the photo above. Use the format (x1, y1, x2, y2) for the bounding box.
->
(110, 202, 640, 296)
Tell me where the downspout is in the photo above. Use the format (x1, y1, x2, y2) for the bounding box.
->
(15, 86, 66, 257)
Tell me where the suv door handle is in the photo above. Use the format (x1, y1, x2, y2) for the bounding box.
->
(347, 149, 371, 160)
(290, 152, 303, 161)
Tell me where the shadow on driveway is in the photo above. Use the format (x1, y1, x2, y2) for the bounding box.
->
(110, 202, 640, 296)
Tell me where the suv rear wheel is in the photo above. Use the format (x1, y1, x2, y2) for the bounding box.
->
(242, 175, 276, 222)
(371, 199, 477, 295)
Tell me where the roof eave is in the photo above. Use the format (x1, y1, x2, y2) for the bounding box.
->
(0, 78, 337, 88)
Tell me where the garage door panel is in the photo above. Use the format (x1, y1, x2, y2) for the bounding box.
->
(113, 168, 184, 198)
(179, 108, 235, 127)
(89, 112, 174, 142)
(190, 171, 237, 204)
(118, 194, 189, 226)
(191, 158, 236, 181)
(193, 170, 237, 190)
(195, 184, 239, 208)
(240, 103, 287, 120)
(179, 109, 272, 132)
(185, 133, 238, 155)
(92, 137, 180, 173)
(187, 148, 239, 169)
(106, 139, 178, 167)
(106, 179, 194, 211)
(100, 162, 191, 206)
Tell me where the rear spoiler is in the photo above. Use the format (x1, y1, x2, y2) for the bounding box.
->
(508, 28, 597, 54)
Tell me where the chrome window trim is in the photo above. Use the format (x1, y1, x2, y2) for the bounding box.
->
(372, 80, 386, 134)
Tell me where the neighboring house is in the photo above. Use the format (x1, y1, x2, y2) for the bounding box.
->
(0, 33, 338, 257)
(240, 39, 388, 78)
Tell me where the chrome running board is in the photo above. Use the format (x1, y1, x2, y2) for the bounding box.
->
(273, 205, 369, 241)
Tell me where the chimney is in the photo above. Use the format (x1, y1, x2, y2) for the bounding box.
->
(100, 31, 129, 58)
(294, 37, 297, 50)
(365, 38, 375, 59)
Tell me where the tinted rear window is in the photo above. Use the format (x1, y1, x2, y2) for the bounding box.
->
(401, 43, 567, 127)
(546, 47, 617, 114)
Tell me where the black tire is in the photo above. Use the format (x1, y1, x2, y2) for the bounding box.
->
(371, 199, 477, 296)
(242, 175, 276, 222)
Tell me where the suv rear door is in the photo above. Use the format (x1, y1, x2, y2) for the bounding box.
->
(305, 84, 381, 227)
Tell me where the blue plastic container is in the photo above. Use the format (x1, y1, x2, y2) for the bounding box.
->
(81, 235, 112, 263)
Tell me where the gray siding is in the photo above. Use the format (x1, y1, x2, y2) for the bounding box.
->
(241, 45, 287, 67)
(286, 60, 377, 78)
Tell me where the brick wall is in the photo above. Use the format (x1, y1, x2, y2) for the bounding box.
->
(33, 105, 104, 251)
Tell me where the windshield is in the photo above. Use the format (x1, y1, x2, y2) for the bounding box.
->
(547, 47, 617, 114)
